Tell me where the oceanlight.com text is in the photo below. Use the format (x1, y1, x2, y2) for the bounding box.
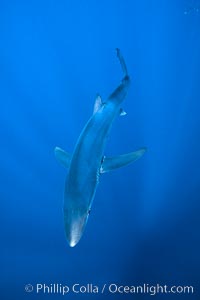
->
(25, 283, 194, 296)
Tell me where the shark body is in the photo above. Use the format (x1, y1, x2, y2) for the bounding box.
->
(55, 49, 146, 247)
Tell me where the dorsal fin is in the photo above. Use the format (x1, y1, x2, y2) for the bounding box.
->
(93, 94, 103, 114)
(100, 148, 147, 173)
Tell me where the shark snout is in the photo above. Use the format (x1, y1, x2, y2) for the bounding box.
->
(64, 210, 89, 247)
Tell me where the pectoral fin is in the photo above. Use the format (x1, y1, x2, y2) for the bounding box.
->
(93, 94, 103, 114)
(120, 108, 127, 116)
(100, 148, 146, 173)
(54, 147, 71, 168)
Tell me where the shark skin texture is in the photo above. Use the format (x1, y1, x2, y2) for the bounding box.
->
(55, 49, 146, 247)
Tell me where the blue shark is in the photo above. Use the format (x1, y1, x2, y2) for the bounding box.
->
(55, 49, 146, 247)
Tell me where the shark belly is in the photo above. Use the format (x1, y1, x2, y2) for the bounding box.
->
(64, 104, 118, 246)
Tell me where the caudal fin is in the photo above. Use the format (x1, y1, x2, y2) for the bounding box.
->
(108, 49, 130, 103)
(116, 48, 128, 77)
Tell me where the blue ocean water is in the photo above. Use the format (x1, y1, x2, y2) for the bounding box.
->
(1, 0, 200, 299)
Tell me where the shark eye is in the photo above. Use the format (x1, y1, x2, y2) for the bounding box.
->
(88, 209, 91, 215)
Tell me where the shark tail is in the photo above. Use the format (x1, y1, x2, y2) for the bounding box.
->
(116, 48, 128, 77)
